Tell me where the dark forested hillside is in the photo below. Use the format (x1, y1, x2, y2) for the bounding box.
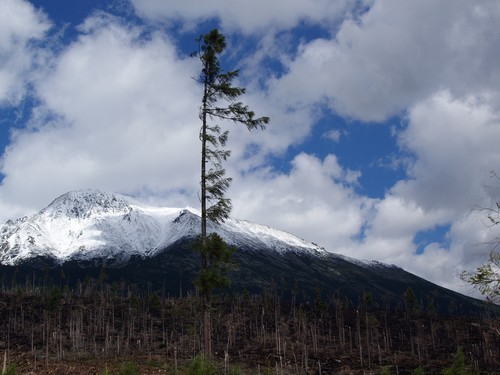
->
(0, 238, 490, 316)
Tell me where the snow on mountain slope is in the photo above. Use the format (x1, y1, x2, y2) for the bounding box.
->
(0, 189, 326, 265)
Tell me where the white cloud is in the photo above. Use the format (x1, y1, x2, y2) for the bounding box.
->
(232, 152, 374, 250)
(0, 0, 51, 105)
(323, 129, 342, 143)
(396, 92, 500, 212)
(0, 13, 202, 218)
(131, 0, 353, 35)
(367, 196, 448, 240)
(271, 0, 500, 122)
(348, 91, 500, 295)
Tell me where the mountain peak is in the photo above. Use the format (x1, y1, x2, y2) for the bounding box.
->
(43, 189, 132, 219)
(0, 190, 326, 266)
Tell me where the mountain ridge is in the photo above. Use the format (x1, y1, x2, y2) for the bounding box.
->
(0, 189, 490, 315)
(0, 189, 330, 266)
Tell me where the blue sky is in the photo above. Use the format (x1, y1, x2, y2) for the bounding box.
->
(1, 0, 500, 297)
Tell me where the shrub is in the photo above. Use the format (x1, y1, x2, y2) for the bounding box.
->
(227, 365, 244, 375)
(443, 347, 478, 375)
(3, 364, 18, 375)
(186, 355, 218, 375)
(119, 361, 140, 375)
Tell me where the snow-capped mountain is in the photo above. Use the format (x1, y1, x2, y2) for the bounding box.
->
(0, 190, 488, 314)
(0, 189, 325, 266)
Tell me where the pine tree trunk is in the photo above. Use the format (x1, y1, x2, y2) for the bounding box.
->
(201, 72, 208, 250)
(200, 69, 210, 358)
(203, 296, 212, 358)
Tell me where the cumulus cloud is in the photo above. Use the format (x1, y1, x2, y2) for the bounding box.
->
(345, 92, 500, 294)
(232, 152, 374, 251)
(323, 129, 342, 143)
(0, 13, 202, 218)
(0, 0, 51, 105)
(131, 0, 354, 34)
(271, 0, 500, 121)
(396, 92, 500, 213)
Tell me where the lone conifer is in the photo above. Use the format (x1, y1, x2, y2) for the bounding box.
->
(193, 28, 269, 357)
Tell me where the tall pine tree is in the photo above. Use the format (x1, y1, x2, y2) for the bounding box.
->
(193, 29, 269, 357)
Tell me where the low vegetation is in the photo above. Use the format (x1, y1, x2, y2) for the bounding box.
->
(0, 276, 497, 374)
